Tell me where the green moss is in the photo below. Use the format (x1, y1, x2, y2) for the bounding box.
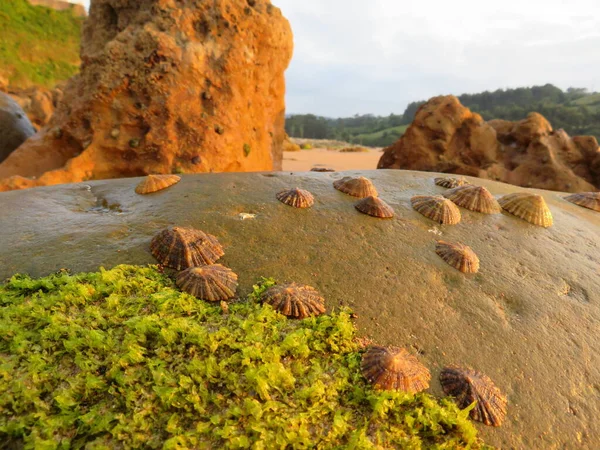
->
(0, 265, 485, 449)
(0, 0, 82, 88)
(243, 143, 251, 157)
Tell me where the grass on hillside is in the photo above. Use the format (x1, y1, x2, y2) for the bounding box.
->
(0, 0, 82, 87)
(352, 125, 408, 147)
(0, 265, 486, 449)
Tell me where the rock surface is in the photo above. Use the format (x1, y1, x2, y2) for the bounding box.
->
(0, 169, 598, 449)
(2, 84, 64, 129)
(0, 93, 36, 163)
(378, 96, 600, 193)
(0, 0, 293, 192)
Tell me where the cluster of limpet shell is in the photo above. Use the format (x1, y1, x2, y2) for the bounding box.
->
(260, 283, 326, 319)
(498, 193, 553, 227)
(135, 174, 180, 194)
(276, 188, 315, 208)
(411, 195, 461, 225)
(564, 192, 600, 212)
(435, 241, 480, 273)
(333, 176, 378, 198)
(361, 346, 430, 393)
(434, 176, 469, 189)
(443, 185, 501, 214)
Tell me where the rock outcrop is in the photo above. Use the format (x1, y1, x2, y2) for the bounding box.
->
(0, 0, 293, 192)
(378, 96, 600, 192)
(0, 170, 598, 449)
(0, 93, 36, 163)
(2, 84, 64, 129)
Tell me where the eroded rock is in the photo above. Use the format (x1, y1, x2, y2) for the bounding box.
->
(0, 93, 36, 163)
(0, 0, 293, 191)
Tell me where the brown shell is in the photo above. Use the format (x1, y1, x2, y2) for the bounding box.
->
(150, 226, 224, 270)
(443, 185, 501, 214)
(176, 264, 238, 301)
(498, 193, 553, 227)
(135, 174, 181, 194)
(436, 241, 480, 273)
(564, 192, 600, 212)
(434, 176, 468, 189)
(333, 176, 378, 198)
(310, 167, 335, 172)
(411, 195, 461, 225)
(440, 366, 507, 427)
(361, 346, 431, 393)
(260, 283, 325, 319)
(276, 188, 315, 208)
(355, 196, 394, 218)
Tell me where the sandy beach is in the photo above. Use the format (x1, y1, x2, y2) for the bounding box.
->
(282, 147, 383, 172)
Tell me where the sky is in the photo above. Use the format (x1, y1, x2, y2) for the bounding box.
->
(76, 0, 600, 117)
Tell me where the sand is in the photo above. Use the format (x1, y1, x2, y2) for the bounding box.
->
(282, 148, 382, 171)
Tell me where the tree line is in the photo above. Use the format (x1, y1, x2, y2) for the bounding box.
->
(285, 84, 600, 147)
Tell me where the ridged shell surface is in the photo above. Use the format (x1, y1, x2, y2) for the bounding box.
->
(310, 167, 335, 172)
(261, 283, 325, 319)
(564, 192, 600, 212)
(440, 366, 508, 427)
(135, 174, 181, 194)
(276, 188, 315, 208)
(498, 193, 553, 227)
(150, 227, 224, 270)
(411, 195, 461, 225)
(434, 177, 468, 189)
(361, 346, 431, 393)
(176, 264, 238, 301)
(436, 241, 480, 273)
(333, 176, 378, 198)
(444, 185, 501, 214)
(355, 196, 394, 218)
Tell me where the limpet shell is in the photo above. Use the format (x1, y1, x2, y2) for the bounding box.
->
(444, 185, 501, 214)
(434, 176, 468, 189)
(333, 176, 378, 198)
(150, 226, 224, 270)
(435, 241, 480, 273)
(564, 192, 600, 212)
(440, 366, 507, 427)
(355, 196, 394, 218)
(261, 283, 325, 319)
(411, 195, 461, 225)
(276, 188, 315, 208)
(498, 193, 553, 227)
(135, 174, 181, 194)
(310, 167, 335, 172)
(361, 346, 431, 393)
(176, 264, 238, 301)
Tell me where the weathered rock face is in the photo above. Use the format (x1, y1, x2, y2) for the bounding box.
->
(0, 93, 36, 163)
(2, 84, 64, 129)
(378, 96, 600, 193)
(0, 170, 598, 449)
(0, 0, 293, 192)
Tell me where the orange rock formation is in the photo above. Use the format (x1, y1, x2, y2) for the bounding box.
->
(378, 96, 600, 192)
(0, 0, 293, 191)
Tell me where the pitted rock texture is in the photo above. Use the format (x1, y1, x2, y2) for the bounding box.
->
(0, 93, 36, 163)
(378, 96, 600, 193)
(0, 170, 598, 449)
(0, 0, 293, 192)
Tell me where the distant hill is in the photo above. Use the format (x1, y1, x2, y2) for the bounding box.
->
(286, 84, 600, 146)
(0, 0, 83, 88)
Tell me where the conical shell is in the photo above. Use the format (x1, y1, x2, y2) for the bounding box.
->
(436, 241, 480, 273)
(564, 192, 600, 212)
(333, 176, 378, 198)
(176, 264, 238, 301)
(361, 346, 431, 393)
(261, 283, 325, 319)
(310, 167, 335, 172)
(498, 193, 553, 227)
(135, 174, 181, 194)
(150, 227, 224, 270)
(443, 185, 501, 214)
(434, 176, 468, 189)
(276, 188, 314, 208)
(355, 196, 394, 218)
(411, 195, 461, 225)
(440, 366, 507, 427)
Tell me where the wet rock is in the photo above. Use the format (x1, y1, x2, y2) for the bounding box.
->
(0, 169, 598, 448)
(0, 93, 36, 163)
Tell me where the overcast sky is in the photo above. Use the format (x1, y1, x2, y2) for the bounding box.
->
(76, 0, 600, 117)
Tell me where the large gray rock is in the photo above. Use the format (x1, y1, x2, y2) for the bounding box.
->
(0, 170, 598, 449)
(0, 93, 36, 163)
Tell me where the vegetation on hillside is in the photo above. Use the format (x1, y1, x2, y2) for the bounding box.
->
(0, 0, 82, 87)
(0, 265, 485, 449)
(286, 84, 600, 147)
